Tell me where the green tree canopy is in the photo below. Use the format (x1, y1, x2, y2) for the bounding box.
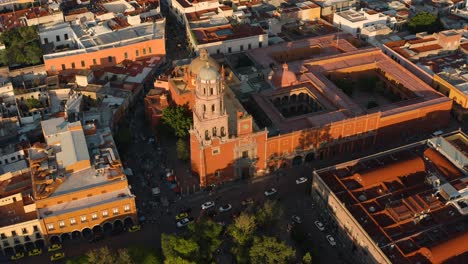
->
(228, 212, 256, 246)
(176, 138, 190, 161)
(161, 234, 199, 262)
(249, 236, 296, 264)
(0, 26, 43, 66)
(187, 220, 223, 261)
(408, 12, 443, 34)
(256, 200, 284, 228)
(302, 252, 312, 264)
(161, 105, 192, 138)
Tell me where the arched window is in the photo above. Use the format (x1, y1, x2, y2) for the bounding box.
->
(212, 127, 217, 136)
(211, 104, 215, 112)
(210, 88, 214, 95)
(203, 88, 206, 95)
(221, 127, 225, 137)
(205, 130, 209, 140)
(203, 104, 206, 112)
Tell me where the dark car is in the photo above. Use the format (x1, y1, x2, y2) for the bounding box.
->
(241, 198, 254, 206)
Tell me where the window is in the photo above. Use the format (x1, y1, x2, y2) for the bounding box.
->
(259, 42, 263, 48)
(212, 127, 217, 136)
(21, 228, 27, 234)
(2, 241, 9, 247)
(221, 127, 225, 136)
(11, 231, 17, 236)
(35, 233, 41, 239)
(148, 47, 152, 53)
(212, 147, 220, 155)
(108, 56, 112, 63)
(217, 49, 220, 54)
(215, 170, 221, 177)
(81, 60, 85, 67)
(240, 45, 244, 51)
(56, 35, 60, 42)
(210, 88, 213, 95)
(248, 43, 252, 49)
(70, 218, 76, 225)
(242, 151, 249, 158)
(47, 224, 54, 231)
(59, 221, 65, 228)
(81, 215, 87, 222)
(71, 62, 75, 69)
(124, 52, 128, 59)
(124, 205, 130, 212)
(211, 104, 215, 112)
(64, 33, 69, 40)
(33, 226, 38, 232)
(143, 48, 146, 55)
(136, 50, 139, 57)
(228, 47, 232, 53)
(0, 233, 6, 239)
(113, 208, 119, 215)
(93, 59, 97, 65)
(205, 130, 209, 140)
(91, 213, 98, 220)
(14, 238, 20, 244)
(44, 38, 48, 44)
(61, 64, 66, 70)
(102, 210, 108, 217)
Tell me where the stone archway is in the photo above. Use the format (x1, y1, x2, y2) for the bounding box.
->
(14, 244, 25, 253)
(71, 230, 81, 240)
(34, 239, 45, 249)
(305, 152, 315, 163)
(92, 225, 103, 235)
(124, 217, 134, 228)
(114, 219, 124, 231)
(60, 233, 71, 242)
(82, 228, 93, 239)
(24, 242, 35, 251)
(103, 222, 113, 234)
(292, 156, 303, 167)
(50, 235, 61, 244)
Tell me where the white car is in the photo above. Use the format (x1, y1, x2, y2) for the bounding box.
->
(296, 177, 308, 184)
(314, 220, 325, 231)
(326, 235, 337, 246)
(291, 215, 302, 224)
(201, 201, 215, 210)
(176, 218, 193, 228)
(264, 188, 277, 196)
(219, 204, 232, 212)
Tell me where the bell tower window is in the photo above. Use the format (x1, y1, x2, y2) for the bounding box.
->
(221, 127, 225, 137)
(213, 127, 217, 136)
(210, 88, 214, 95)
(205, 130, 210, 140)
(212, 104, 215, 112)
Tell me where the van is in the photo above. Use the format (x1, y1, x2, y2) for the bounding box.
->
(432, 130, 443, 137)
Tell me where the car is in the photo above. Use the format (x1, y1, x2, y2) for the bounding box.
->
(175, 212, 189, 220)
(176, 217, 193, 228)
(50, 252, 65, 261)
(296, 177, 308, 184)
(48, 244, 62, 252)
(10, 252, 24, 260)
(128, 225, 141, 232)
(151, 187, 160, 196)
(314, 220, 325, 231)
(326, 235, 337, 246)
(241, 198, 254, 206)
(201, 201, 215, 210)
(291, 215, 302, 224)
(28, 248, 42, 256)
(219, 204, 232, 212)
(264, 188, 277, 196)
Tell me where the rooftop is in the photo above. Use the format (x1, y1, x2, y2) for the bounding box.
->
(315, 133, 468, 264)
(192, 24, 265, 45)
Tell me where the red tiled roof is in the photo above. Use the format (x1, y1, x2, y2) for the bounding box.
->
(410, 44, 442, 53)
(423, 148, 462, 181)
(427, 231, 468, 264)
(407, 38, 436, 44)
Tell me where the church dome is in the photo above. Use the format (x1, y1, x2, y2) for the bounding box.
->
(271, 63, 298, 88)
(189, 49, 220, 75)
(198, 63, 220, 81)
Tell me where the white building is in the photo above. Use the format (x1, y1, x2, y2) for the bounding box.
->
(333, 8, 395, 36)
(169, 0, 220, 24)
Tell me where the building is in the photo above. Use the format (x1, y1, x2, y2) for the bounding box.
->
(169, 0, 221, 25)
(144, 89, 169, 129)
(0, 3, 63, 32)
(40, 2, 166, 74)
(29, 117, 137, 244)
(333, 8, 395, 36)
(383, 30, 468, 120)
(311, 131, 468, 264)
(168, 33, 452, 186)
(312, 0, 359, 18)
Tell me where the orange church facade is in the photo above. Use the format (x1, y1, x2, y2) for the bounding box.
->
(166, 36, 452, 187)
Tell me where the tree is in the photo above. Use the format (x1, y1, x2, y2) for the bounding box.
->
(161, 105, 192, 138)
(161, 234, 199, 262)
(24, 98, 42, 109)
(0, 26, 43, 66)
(85, 247, 116, 264)
(408, 12, 443, 34)
(187, 220, 223, 262)
(127, 247, 162, 264)
(116, 249, 133, 264)
(176, 138, 190, 161)
(256, 200, 284, 228)
(249, 236, 296, 264)
(228, 212, 256, 245)
(302, 252, 312, 264)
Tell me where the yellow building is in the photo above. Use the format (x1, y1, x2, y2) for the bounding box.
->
(433, 74, 468, 120)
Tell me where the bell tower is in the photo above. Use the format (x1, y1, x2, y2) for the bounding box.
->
(192, 63, 229, 145)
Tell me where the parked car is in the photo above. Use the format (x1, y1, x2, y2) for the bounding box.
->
(50, 252, 65, 261)
(48, 244, 62, 252)
(10, 252, 24, 261)
(326, 235, 337, 246)
(314, 220, 325, 231)
(28, 248, 42, 256)
(176, 217, 194, 228)
(296, 177, 308, 184)
(241, 198, 254, 206)
(219, 204, 232, 212)
(291, 215, 302, 224)
(152, 187, 160, 196)
(175, 212, 189, 220)
(201, 201, 215, 210)
(128, 225, 141, 232)
(264, 188, 277, 196)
